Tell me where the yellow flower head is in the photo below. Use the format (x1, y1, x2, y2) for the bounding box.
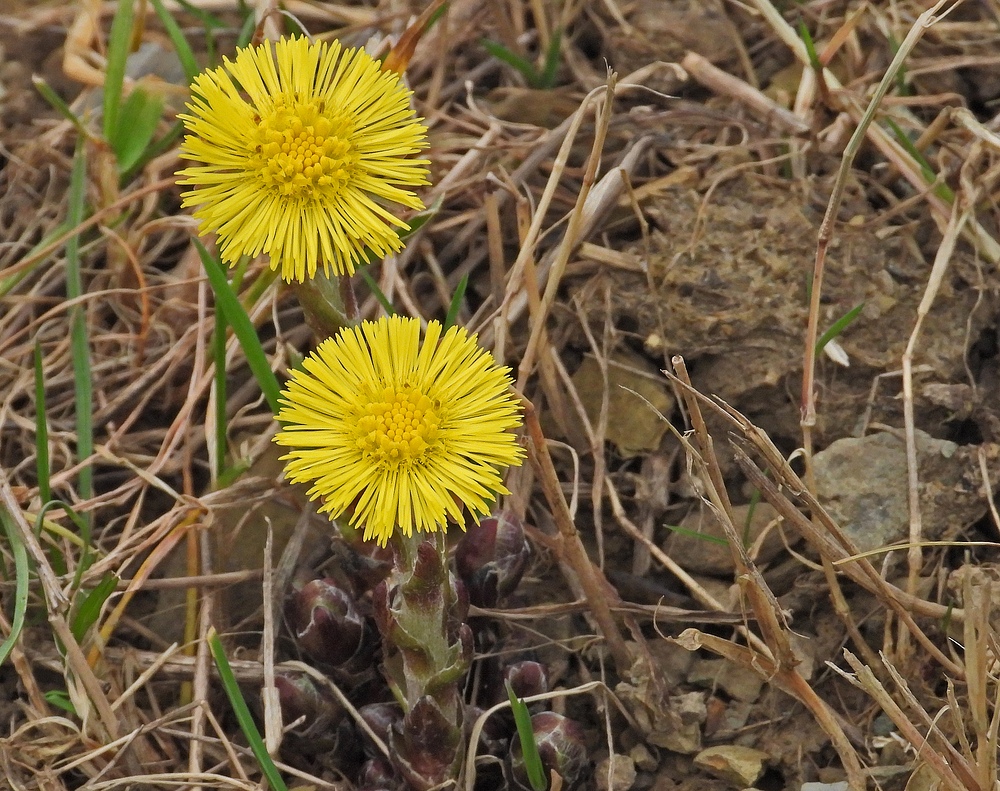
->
(275, 316, 525, 546)
(177, 36, 430, 282)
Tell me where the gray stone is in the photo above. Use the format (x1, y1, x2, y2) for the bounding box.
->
(629, 743, 658, 773)
(596, 754, 637, 791)
(665, 503, 785, 576)
(813, 430, 998, 553)
(688, 658, 764, 702)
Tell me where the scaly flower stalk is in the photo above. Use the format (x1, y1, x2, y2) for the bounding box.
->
(375, 531, 471, 789)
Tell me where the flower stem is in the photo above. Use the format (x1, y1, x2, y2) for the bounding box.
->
(292, 270, 351, 338)
(339, 273, 359, 321)
(377, 529, 471, 789)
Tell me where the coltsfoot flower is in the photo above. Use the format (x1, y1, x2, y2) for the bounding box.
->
(275, 316, 524, 546)
(178, 36, 430, 282)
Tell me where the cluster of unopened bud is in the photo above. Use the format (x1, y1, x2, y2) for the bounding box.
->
(280, 509, 588, 788)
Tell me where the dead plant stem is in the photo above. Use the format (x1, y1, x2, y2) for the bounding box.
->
(6, 177, 176, 282)
(522, 397, 632, 676)
(517, 74, 616, 387)
(800, 0, 953, 428)
(899, 187, 971, 657)
(0, 468, 120, 742)
(672, 357, 793, 668)
(677, 629, 865, 788)
(733, 447, 965, 677)
(839, 651, 977, 791)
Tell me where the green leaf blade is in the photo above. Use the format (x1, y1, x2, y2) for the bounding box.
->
(66, 141, 93, 537)
(209, 630, 288, 791)
(109, 88, 165, 174)
(103, 0, 136, 141)
(0, 505, 31, 668)
(815, 302, 865, 356)
(506, 681, 547, 791)
(71, 574, 119, 644)
(195, 242, 282, 414)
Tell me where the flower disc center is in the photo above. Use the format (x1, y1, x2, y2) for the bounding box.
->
(252, 98, 355, 199)
(356, 386, 440, 465)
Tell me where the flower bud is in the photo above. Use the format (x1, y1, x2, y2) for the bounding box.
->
(273, 671, 324, 727)
(505, 712, 588, 790)
(504, 660, 549, 700)
(286, 578, 365, 666)
(455, 510, 530, 607)
(465, 703, 508, 753)
(357, 757, 400, 791)
(358, 702, 403, 759)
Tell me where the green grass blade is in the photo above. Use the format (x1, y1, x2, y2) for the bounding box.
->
(65, 144, 87, 301)
(427, 2, 448, 29)
(149, 0, 200, 83)
(44, 690, 77, 715)
(66, 141, 93, 536)
(885, 117, 934, 182)
(885, 118, 954, 201)
(35, 498, 94, 591)
(32, 76, 88, 135)
(240, 265, 277, 312)
(119, 118, 185, 184)
(0, 505, 31, 668)
(33, 342, 51, 505)
(506, 681, 547, 791)
(110, 88, 165, 174)
(236, 11, 256, 48)
(212, 308, 228, 481)
(662, 523, 728, 545)
(798, 18, 821, 71)
(36, 499, 91, 579)
(539, 28, 563, 89)
(348, 203, 441, 319)
(209, 629, 289, 791)
(887, 33, 911, 96)
(816, 302, 865, 356)
(175, 0, 226, 30)
(0, 221, 72, 298)
(940, 601, 954, 634)
(444, 273, 468, 330)
(195, 241, 282, 414)
(215, 458, 252, 490)
(103, 0, 136, 141)
(482, 39, 542, 87)
(358, 267, 396, 316)
(70, 574, 118, 644)
(174, 0, 225, 64)
(36, 500, 89, 544)
(401, 197, 442, 238)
